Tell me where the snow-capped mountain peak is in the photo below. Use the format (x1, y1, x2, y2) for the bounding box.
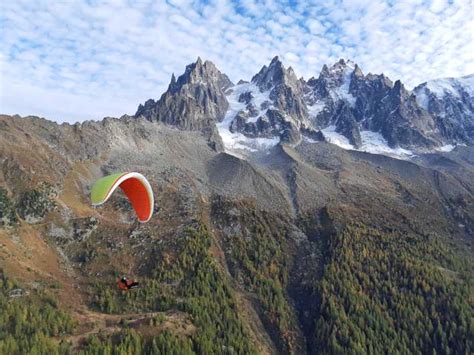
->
(135, 57, 473, 159)
(412, 74, 474, 144)
(251, 55, 301, 92)
(304, 59, 358, 122)
(414, 75, 474, 109)
(325, 58, 356, 75)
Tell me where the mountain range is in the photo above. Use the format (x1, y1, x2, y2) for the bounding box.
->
(0, 57, 473, 354)
(136, 56, 474, 156)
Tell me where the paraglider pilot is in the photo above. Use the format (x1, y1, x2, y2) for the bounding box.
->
(117, 276, 139, 290)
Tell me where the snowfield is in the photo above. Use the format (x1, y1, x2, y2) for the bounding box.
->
(217, 83, 278, 152)
(321, 126, 414, 159)
(414, 74, 474, 110)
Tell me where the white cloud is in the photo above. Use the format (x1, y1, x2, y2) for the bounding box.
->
(0, 0, 472, 123)
(285, 52, 300, 63)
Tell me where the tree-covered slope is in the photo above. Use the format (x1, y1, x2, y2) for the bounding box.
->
(0, 114, 473, 354)
(314, 223, 473, 354)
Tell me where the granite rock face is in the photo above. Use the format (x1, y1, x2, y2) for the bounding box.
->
(226, 58, 472, 150)
(135, 57, 473, 152)
(252, 56, 308, 125)
(303, 60, 440, 149)
(135, 57, 233, 131)
(413, 75, 474, 144)
(223, 56, 309, 144)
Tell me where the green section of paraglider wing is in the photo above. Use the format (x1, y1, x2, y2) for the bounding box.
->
(91, 172, 127, 205)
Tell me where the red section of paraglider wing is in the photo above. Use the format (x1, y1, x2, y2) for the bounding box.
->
(119, 178, 151, 222)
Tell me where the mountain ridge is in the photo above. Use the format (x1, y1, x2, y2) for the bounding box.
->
(134, 57, 473, 157)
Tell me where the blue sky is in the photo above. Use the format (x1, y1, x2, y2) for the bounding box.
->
(1, 0, 473, 123)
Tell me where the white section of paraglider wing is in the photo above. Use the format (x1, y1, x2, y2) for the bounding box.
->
(101, 172, 132, 205)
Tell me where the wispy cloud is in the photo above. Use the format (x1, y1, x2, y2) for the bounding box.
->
(1, 0, 472, 123)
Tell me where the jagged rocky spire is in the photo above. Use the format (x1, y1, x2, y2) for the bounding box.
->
(135, 58, 233, 131)
(135, 56, 474, 151)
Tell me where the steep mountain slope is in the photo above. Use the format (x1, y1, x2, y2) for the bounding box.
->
(303, 60, 440, 150)
(216, 56, 314, 150)
(134, 58, 232, 149)
(1, 57, 473, 354)
(414, 75, 474, 144)
(0, 110, 474, 353)
(135, 57, 233, 130)
(138, 57, 472, 156)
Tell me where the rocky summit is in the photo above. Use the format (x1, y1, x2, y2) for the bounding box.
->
(135, 57, 474, 156)
(0, 56, 473, 354)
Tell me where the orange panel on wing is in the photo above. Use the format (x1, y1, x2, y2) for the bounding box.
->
(119, 178, 151, 222)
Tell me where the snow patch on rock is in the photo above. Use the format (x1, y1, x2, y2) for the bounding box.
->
(435, 144, 456, 152)
(218, 83, 278, 152)
(321, 127, 414, 159)
(359, 131, 413, 157)
(321, 126, 353, 150)
(415, 74, 474, 109)
(331, 69, 356, 106)
(306, 101, 326, 118)
(327, 60, 357, 106)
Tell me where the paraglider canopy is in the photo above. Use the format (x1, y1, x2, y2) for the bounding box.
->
(91, 172, 154, 222)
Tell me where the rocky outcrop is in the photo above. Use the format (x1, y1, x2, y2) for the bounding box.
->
(135, 57, 233, 131)
(334, 103, 361, 147)
(0, 188, 17, 227)
(16, 183, 57, 224)
(133, 56, 473, 153)
(302, 59, 458, 150)
(413, 75, 474, 144)
(222, 57, 310, 144)
(374, 80, 438, 148)
(252, 56, 308, 128)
